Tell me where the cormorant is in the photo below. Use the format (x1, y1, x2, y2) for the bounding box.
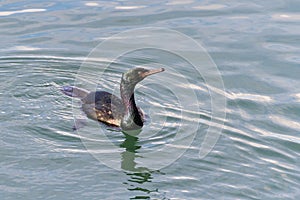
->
(61, 67, 164, 130)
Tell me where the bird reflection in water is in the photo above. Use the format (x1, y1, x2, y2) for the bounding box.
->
(120, 131, 167, 199)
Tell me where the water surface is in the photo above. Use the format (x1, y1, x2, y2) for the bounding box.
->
(1, 0, 300, 199)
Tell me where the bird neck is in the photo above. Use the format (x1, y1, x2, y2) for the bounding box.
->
(120, 81, 143, 130)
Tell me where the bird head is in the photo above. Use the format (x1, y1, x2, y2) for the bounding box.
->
(122, 67, 165, 85)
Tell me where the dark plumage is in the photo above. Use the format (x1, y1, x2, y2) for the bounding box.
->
(61, 67, 164, 130)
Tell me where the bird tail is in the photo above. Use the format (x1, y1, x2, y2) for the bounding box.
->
(60, 86, 89, 99)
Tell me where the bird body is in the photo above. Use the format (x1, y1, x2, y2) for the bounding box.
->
(61, 67, 164, 130)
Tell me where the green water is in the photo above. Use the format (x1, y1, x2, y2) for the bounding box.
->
(1, 1, 300, 199)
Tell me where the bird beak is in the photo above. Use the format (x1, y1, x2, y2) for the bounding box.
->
(142, 68, 165, 78)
